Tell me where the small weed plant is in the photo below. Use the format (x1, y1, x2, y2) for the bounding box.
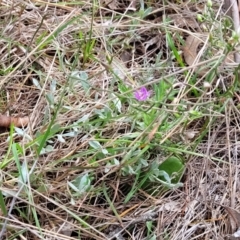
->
(0, 1, 239, 239)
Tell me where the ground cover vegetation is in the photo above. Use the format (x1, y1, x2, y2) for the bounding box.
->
(0, 0, 240, 239)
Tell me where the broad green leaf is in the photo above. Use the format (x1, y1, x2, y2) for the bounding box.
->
(158, 156, 185, 184)
(140, 156, 185, 194)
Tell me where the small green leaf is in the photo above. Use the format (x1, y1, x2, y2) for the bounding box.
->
(111, 93, 122, 112)
(0, 191, 7, 216)
(89, 140, 102, 149)
(89, 140, 108, 155)
(51, 124, 61, 134)
(77, 174, 91, 193)
(76, 113, 90, 123)
(69, 70, 90, 92)
(166, 32, 185, 67)
(40, 145, 54, 155)
(46, 92, 54, 107)
(57, 134, 65, 143)
(158, 156, 185, 184)
(15, 127, 32, 141)
(68, 173, 93, 195)
(32, 78, 42, 90)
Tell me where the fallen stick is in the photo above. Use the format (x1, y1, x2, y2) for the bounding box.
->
(0, 114, 29, 127)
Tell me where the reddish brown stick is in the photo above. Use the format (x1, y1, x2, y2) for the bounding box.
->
(0, 114, 29, 127)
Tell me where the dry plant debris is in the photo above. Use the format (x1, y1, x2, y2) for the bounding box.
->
(0, 0, 240, 239)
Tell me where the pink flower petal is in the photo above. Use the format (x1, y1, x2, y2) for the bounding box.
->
(134, 87, 151, 101)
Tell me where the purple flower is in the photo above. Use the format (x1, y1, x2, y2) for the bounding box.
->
(134, 87, 151, 101)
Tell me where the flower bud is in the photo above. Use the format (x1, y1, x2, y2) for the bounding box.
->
(197, 14, 203, 22)
(207, 0, 212, 8)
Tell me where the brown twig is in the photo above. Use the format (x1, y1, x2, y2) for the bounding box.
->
(0, 114, 29, 128)
(228, 0, 240, 63)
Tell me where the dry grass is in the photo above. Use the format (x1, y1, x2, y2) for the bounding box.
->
(0, 0, 240, 239)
